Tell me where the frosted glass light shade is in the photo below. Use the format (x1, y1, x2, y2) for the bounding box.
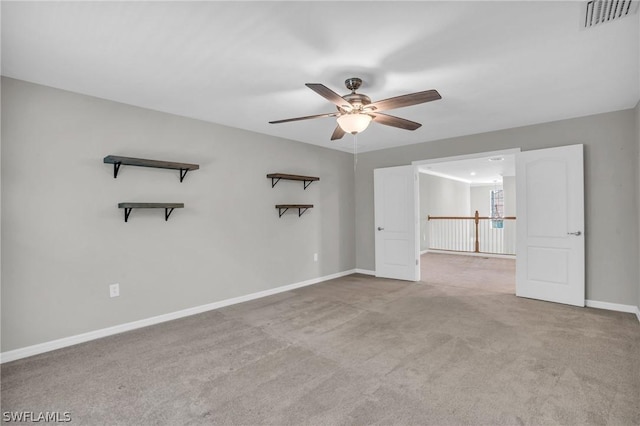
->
(337, 113, 372, 134)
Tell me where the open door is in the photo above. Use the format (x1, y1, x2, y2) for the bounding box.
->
(374, 165, 420, 281)
(516, 144, 584, 306)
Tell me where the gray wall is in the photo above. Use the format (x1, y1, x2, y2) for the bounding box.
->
(1, 78, 356, 352)
(419, 173, 470, 251)
(355, 108, 639, 306)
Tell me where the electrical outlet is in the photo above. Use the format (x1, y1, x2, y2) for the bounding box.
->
(109, 283, 120, 298)
(314, 253, 318, 262)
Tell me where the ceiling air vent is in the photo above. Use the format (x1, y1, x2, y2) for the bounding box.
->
(583, 0, 638, 28)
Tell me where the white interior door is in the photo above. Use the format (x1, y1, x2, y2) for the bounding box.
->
(374, 165, 419, 281)
(516, 144, 585, 306)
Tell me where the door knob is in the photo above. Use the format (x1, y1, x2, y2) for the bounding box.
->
(377, 227, 384, 231)
(567, 231, 582, 236)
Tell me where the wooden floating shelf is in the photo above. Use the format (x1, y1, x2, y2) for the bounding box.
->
(104, 155, 200, 182)
(118, 203, 184, 222)
(275, 204, 313, 218)
(267, 173, 319, 190)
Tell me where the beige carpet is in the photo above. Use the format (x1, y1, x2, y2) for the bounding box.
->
(2, 265, 639, 425)
(421, 252, 516, 294)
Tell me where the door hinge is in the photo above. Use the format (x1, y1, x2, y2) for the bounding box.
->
(416, 259, 419, 265)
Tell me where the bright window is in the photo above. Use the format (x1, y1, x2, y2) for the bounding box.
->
(490, 189, 504, 228)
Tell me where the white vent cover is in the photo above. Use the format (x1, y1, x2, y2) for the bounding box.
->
(583, 0, 639, 28)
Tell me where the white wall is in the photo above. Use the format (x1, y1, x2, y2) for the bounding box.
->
(355, 108, 639, 306)
(503, 177, 516, 217)
(1, 78, 356, 352)
(470, 184, 497, 216)
(419, 173, 470, 251)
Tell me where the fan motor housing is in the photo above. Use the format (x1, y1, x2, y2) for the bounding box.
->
(340, 93, 371, 111)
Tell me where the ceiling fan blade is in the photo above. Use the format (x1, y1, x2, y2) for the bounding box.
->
(330, 125, 346, 141)
(371, 112, 422, 130)
(306, 83, 353, 111)
(367, 89, 441, 112)
(269, 112, 338, 124)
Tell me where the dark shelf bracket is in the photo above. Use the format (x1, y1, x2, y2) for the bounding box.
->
(271, 177, 282, 188)
(277, 206, 310, 218)
(118, 203, 184, 223)
(271, 178, 314, 190)
(113, 162, 122, 179)
(179, 169, 189, 183)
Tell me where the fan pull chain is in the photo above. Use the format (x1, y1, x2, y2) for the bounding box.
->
(353, 133, 358, 171)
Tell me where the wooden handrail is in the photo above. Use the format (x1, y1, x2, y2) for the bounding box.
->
(428, 215, 474, 220)
(427, 210, 516, 253)
(428, 215, 516, 220)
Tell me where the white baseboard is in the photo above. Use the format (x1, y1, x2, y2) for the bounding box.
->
(0, 269, 358, 364)
(585, 299, 639, 315)
(5, 274, 636, 364)
(420, 249, 429, 255)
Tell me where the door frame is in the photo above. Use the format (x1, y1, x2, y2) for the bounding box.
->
(412, 148, 522, 168)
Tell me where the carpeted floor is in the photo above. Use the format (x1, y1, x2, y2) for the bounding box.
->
(2, 255, 639, 425)
(421, 252, 516, 294)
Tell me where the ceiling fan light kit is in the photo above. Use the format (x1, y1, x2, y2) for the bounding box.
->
(270, 77, 441, 141)
(337, 113, 372, 134)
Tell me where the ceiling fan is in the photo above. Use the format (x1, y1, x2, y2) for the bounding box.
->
(269, 77, 441, 140)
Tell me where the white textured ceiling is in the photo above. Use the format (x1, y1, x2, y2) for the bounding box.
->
(2, 1, 639, 153)
(419, 154, 515, 185)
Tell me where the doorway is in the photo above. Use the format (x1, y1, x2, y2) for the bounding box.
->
(414, 149, 520, 294)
